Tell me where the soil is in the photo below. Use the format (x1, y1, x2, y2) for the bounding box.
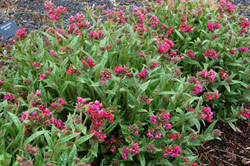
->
(197, 119, 250, 166)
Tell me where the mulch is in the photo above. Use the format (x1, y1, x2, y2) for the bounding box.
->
(197, 119, 250, 166)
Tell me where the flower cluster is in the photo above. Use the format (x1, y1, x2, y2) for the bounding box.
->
(100, 69, 112, 83)
(68, 13, 90, 34)
(219, 68, 229, 79)
(147, 109, 172, 139)
(238, 46, 248, 53)
(16, 28, 26, 37)
(170, 133, 182, 140)
(122, 143, 140, 160)
(218, 0, 236, 13)
(75, 97, 87, 110)
(238, 109, 250, 119)
(198, 69, 216, 82)
(164, 145, 182, 158)
(105, 135, 123, 153)
(50, 98, 66, 111)
(50, 117, 64, 129)
(203, 91, 219, 100)
(138, 69, 148, 81)
(180, 22, 192, 32)
(207, 21, 220, 31)
(81, 57, 96, 70)
(114, 66, 130, 78)
(91, 130, 106, 141)
(187, 50, 195, 59)
(158, 38, 174, 53)
(85, 100, 113, 128)
(3, 93, 15, 101)
(169, 49, 184, 62)
(199, 107, 213, 122)
(24, 144, 38, 157)
(192, 84, 203, 96)
(44, 1, 67, 21)
(90, 30, 104, 39)
(204, 49, 219, 59)
(17, 156, 34, 166)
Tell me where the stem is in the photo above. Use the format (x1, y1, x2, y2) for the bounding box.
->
(77, 76, 80, 97)
(133, 76, 139, 97)
(103, 84, 106, 102)
(115, 77, 122, 99)
(153, 74, 175, 98)
(172, 115, 194, 128)
(50, 130, 66, 161)
(0, 73, 18, 95)
(74, 114, 89, 145)
(19, 98, 33, 155)
(167, 83, 190, 109)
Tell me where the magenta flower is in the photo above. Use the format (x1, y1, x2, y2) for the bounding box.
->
(40, 74, 45, 80)
(207, 22, 214, 31)
(36, 90, 41, 96)
(67, 67, 73, 74)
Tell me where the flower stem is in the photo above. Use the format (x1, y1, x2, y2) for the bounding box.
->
(19, 98, 34, 155)
(153, 74, 175, 99)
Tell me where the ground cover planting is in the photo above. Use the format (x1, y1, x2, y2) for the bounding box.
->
(0, 0, 250, 165)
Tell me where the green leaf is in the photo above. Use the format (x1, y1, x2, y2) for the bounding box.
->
(158, 91, 177, 96)
(228, 121, 236, 131)
(41, 32, 55, 42)
(59, 133, 80, 144)
(91, 142, 98, 157)
(175, 29, 184, 40)
(204, 120, 218, 135)
(224, 84, 231, 93)
(44, 132, 54, 150)
(34, 147, 43, 166)
(24, 130, 48, 145)
(58, 151, 68, 166)
(139, 153, 146, 166)
(105, 122, 118, 135)
(8, 112, 22, 131)
(77, 133, 94, 145)
(231, 80, 247, 88)
(68, 144, 77, 166)
(70, 35, 79, 49)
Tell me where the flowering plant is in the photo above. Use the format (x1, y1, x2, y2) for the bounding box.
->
(0, 0, 249, 165)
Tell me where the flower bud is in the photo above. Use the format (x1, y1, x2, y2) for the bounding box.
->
(212, 129, 222, 137)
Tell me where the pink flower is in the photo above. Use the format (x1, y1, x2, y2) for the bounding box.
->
(32, 62, 37, 66)
(49, 49, 55, 55)
(67, 67, 73, 74)
(214, 91, 219, 99)
(208, 69, 216, 82)
(9, 38, 14, 43)
(108, 45, 113, 49)
(215, 21, 220, 29)
(16, 28, 26, 36)
(208, 96, 213, 100)
(138, 52, 144, 57)
(40, 74, 45, 80)
(36, 90, 41, 96)
(0, 80, 3, 85)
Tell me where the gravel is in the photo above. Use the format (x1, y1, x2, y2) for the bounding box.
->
(0, 0, 249, 45)
(0, 0, 145, 45)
